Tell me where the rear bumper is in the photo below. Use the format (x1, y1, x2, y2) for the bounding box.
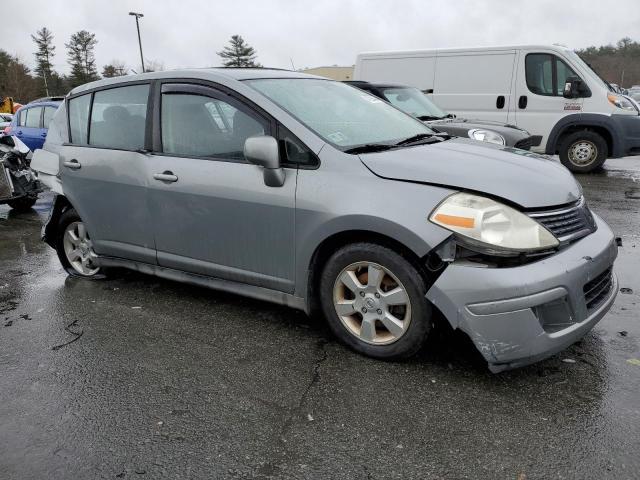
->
(426, 214, 618, 372)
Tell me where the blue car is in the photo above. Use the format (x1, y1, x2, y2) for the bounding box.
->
(5, 97, 63, 151)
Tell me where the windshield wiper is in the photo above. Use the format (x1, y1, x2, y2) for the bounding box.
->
(394, 133, 448, 147)
(344, 143, 398, 154)
(417, 115, 446, 121)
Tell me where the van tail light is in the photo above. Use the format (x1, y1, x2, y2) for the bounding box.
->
(3, 126, 11, 134)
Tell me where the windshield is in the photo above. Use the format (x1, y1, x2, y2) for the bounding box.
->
(564, 50, 611, 91)
(380, 87, 447, 120)
(246, 78, 435, 149)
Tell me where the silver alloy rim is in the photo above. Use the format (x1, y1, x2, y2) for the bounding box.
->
(568, 140, 598, 166)
(63, 221, 100, 276)
(332, 261, 412, 345)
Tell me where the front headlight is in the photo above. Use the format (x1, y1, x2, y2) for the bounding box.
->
(607, 93, 636, 112)
(468, 129, 505, 145)
(429, 193, 559, 254)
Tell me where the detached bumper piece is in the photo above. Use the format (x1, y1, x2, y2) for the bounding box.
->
(514, 135, 543, 150)
(0, 167, 12, 198)
(426, 214, 618, 372)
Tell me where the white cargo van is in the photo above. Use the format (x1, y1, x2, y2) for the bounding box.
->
(355, 45, 640, 172)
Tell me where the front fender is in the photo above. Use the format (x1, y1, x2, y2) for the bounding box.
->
(545, 113, 622, 157)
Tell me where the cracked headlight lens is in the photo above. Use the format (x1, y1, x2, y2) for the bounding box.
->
(429, 193, 559, 254)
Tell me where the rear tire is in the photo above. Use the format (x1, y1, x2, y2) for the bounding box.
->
(55, 208, 105, 279)
(7, 196, 37, 212)
(559, 131, 607, 173)
(319, 242, 432, 359)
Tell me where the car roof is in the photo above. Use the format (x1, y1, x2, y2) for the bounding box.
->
(69, 68, 326, 96)
(21, 100, 62, 108)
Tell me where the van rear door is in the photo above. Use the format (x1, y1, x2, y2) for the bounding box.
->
(513, 50, 584, 152)
(432, 50, 516, 123)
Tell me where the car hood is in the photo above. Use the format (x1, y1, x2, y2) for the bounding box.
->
(359, 138, 581, 208)
(428, 117, 525, 132)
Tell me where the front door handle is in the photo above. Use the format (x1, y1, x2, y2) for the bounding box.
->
(63, 159, 81, 170)
(41, 132, 47, 137)
(518, 95, 528, 109)
(153, 171, 178, 183)
(16, 130, 22, 136)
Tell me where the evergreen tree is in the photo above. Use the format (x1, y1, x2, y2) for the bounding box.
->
(31, 27, 55, 96)
(217, 35, 261, 67)
(102, 61, 127, 78)
(66, 30, 99, 87)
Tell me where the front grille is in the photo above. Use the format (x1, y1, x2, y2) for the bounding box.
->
(583, 268, 613, 311)
(0, 168, 12, 198)
(528, 199, 596, 243)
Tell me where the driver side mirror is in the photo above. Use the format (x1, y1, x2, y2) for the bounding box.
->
(244, 135, 285, 187)
(563, 76, 590, 99)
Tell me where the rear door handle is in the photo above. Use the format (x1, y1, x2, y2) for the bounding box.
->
(496, 95, 505, 109)
(63, 159, 81, 170)
(153, 171, 178, 183)
(16, 130, 22, 136)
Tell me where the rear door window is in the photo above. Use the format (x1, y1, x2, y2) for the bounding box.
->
(43, 106, 57, 128)
(24, 107, 43, 128)
(89, 84, 149, 150)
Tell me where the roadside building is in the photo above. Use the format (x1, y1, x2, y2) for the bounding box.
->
(301, 65, 354, 81)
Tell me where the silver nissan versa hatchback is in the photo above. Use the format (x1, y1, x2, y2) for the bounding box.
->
(32, 69, 618, 372)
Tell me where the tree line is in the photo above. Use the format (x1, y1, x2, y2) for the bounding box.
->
(0, 28, 261, 104)
(576, 37, 640, 88)
(14, 30, 640, 104)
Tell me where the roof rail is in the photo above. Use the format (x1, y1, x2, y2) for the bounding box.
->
(28, 96, 65, 104)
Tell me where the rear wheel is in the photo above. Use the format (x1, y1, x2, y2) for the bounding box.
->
(55, 209, 104, 278)
(319, 243, 432, 359)
(559, 131, 607, 173)
(7, 196, 37, 212)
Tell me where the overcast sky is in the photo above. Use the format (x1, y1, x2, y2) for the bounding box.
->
(6, 0, 640, 75)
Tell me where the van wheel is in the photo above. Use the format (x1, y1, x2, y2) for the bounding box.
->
(55, 209, 104, 278)
(319, 243, 432, 359)
(559, 131, 607, 173)
(7, 196, 37, 212)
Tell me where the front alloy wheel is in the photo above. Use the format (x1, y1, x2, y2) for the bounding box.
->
(320, 242, 432, 359)
(333, 262, 411, 345)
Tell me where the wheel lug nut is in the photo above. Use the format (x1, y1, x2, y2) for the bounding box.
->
(377, 309, 383, 315)
(359, 291, 365, 297)
(375, 293, 380, 298)
(361, 307, 367, 313)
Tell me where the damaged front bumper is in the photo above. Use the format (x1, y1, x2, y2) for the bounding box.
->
(426, 214, 618, 372)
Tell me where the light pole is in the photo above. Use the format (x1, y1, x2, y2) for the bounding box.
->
(129, 12, 146, 73)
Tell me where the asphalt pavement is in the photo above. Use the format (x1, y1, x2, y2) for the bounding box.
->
(1, 157, 639, 480)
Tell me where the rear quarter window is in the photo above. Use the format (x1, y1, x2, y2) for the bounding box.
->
(68, 94, 91, 143)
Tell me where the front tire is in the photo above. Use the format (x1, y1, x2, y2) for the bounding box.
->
(559, 131, 607, 173)
(319, 243, 432, 359)
(55, 208, 104, 278)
